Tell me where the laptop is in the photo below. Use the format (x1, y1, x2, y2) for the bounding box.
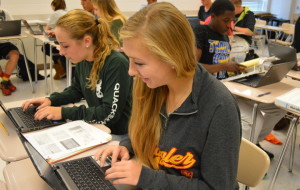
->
(232, 61, 296, 87)
(186, 16, 199, 30)
(0, 20, 21, 37)
(22, 19, 43, 35)
(18, 132, 116, 190)
(268, 43, 297, 64)
(0, 100, 65, 133)
(37, 24, 57, 41)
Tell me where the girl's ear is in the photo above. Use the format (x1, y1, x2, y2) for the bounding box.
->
(83, 35, 92, 48)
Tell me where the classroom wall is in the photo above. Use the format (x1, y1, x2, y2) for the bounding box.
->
(0, 0, 200, 18)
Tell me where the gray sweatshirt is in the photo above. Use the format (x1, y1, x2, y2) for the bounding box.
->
(120, 64, 241, 190)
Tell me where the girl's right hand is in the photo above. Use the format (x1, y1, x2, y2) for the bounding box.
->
(94, 145, 130, 167)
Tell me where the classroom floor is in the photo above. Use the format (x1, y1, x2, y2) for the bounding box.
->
(0, 72, 300, 190)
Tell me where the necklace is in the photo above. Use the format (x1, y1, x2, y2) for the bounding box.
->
(166, 85, 192, 116)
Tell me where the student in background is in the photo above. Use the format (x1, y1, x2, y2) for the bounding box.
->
(45, 0, 67, 31)
(43, 0, 67, 80)
(94, 2, 241, 189)
(198, 0, 212, 25)
(91, 0, 126, 44)
(140, 0, 157, 9)
(194, 0, 246, 79)
(80, 0, 94, 14)
(231, 0, 255, 45)
(0, 41, 18, 95)
(22, 10, 132, 138)
(0, 9, 45, 95)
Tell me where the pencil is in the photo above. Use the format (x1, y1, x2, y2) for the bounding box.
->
(0, 121, 9, 136)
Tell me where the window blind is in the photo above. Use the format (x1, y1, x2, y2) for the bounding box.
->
(242, 0, 264, 12)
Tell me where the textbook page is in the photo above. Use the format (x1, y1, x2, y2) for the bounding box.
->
(23, 120, 112, 163)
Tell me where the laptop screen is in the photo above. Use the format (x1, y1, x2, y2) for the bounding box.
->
(268, 43, 297, 64)
(0, 20, 21, 37)
(19, 133, 67, 190)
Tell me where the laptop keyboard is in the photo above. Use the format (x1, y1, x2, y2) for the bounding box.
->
(233, 74, 263, 87)
(62, 157, 116, 190)
(14, 106, 55, 130)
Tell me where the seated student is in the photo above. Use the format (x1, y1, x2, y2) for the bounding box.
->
(140, 0, 157, 9)
(43, 0, 68, 80)
(80, 0, 94, 14)
(94, 2, 241, 189)
(195, 1, 284, 159)
(0, 42, 18, 96)
(194, 0, 246, 79)
(231, 0, 255, 45)
(22, 10, 132, 138)
(91, 0, 126, 45)
(198, 0, 212, 25)
(0, 9, 45, 95)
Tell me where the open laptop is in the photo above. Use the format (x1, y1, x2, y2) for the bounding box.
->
(268, 43, 297, 64)
(232, 61, 296, 87)
(22, 19, 43, 35)
(0, 20, 21, 37)
(37, 24, 57, 41)
(186, 16, 199, 30)
(0, 100, 65, 133)
(18, 132, 116, 190)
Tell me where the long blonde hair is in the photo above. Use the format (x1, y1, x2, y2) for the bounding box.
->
(56, 9, 119, 90)
(120, 2, 196, 169)
(91, 0, 126, 24)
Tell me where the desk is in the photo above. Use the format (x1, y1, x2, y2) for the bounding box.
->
(268, 107, 300, 189)
(223, 78, 300, 142)
(0, 181, 7, 190)
(28, 32, 70, 93)
(0, 101, 29, 162)
(0, 35, 34, 93)
(0, 100, 111, 163)
(254, 24, 287, 42)
(3, 141, 127, 190)
(28, 33, 52, 94)
(287, 70, 300, 80)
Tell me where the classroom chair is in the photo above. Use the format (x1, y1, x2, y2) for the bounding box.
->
(237, 138, 270, 190)
(271, 23, 295, 46)
(252, 19, 267, 50)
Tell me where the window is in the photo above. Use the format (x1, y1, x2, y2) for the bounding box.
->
(242, 0, 265, 12)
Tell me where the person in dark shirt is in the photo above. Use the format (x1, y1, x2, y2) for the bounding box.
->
(197, 0, 212, 24)
(231, 0, 255, 45)
(194, 0, 246, 79)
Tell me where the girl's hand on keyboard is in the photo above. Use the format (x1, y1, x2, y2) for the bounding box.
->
(22, 98, 51, 112)
(94, 145, 130, 167)
(105, 160, 142, 186)
(34, 106, 62, 120)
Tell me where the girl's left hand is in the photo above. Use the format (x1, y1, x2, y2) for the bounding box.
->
(105, 160, 142, 186)
(34, 106, 62, 120)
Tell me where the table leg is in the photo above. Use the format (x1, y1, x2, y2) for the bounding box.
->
(16, 39, 34, 93)
(49, 45, 53, 93)
(42, 43, 48, 94)
(249, 103, 258, 142)
(288, 120, 298, 172)
(34, 38, 37, 84)
(268, 117, 298, 190)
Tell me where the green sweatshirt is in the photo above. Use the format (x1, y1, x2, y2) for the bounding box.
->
(49, 50, 132, 135)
